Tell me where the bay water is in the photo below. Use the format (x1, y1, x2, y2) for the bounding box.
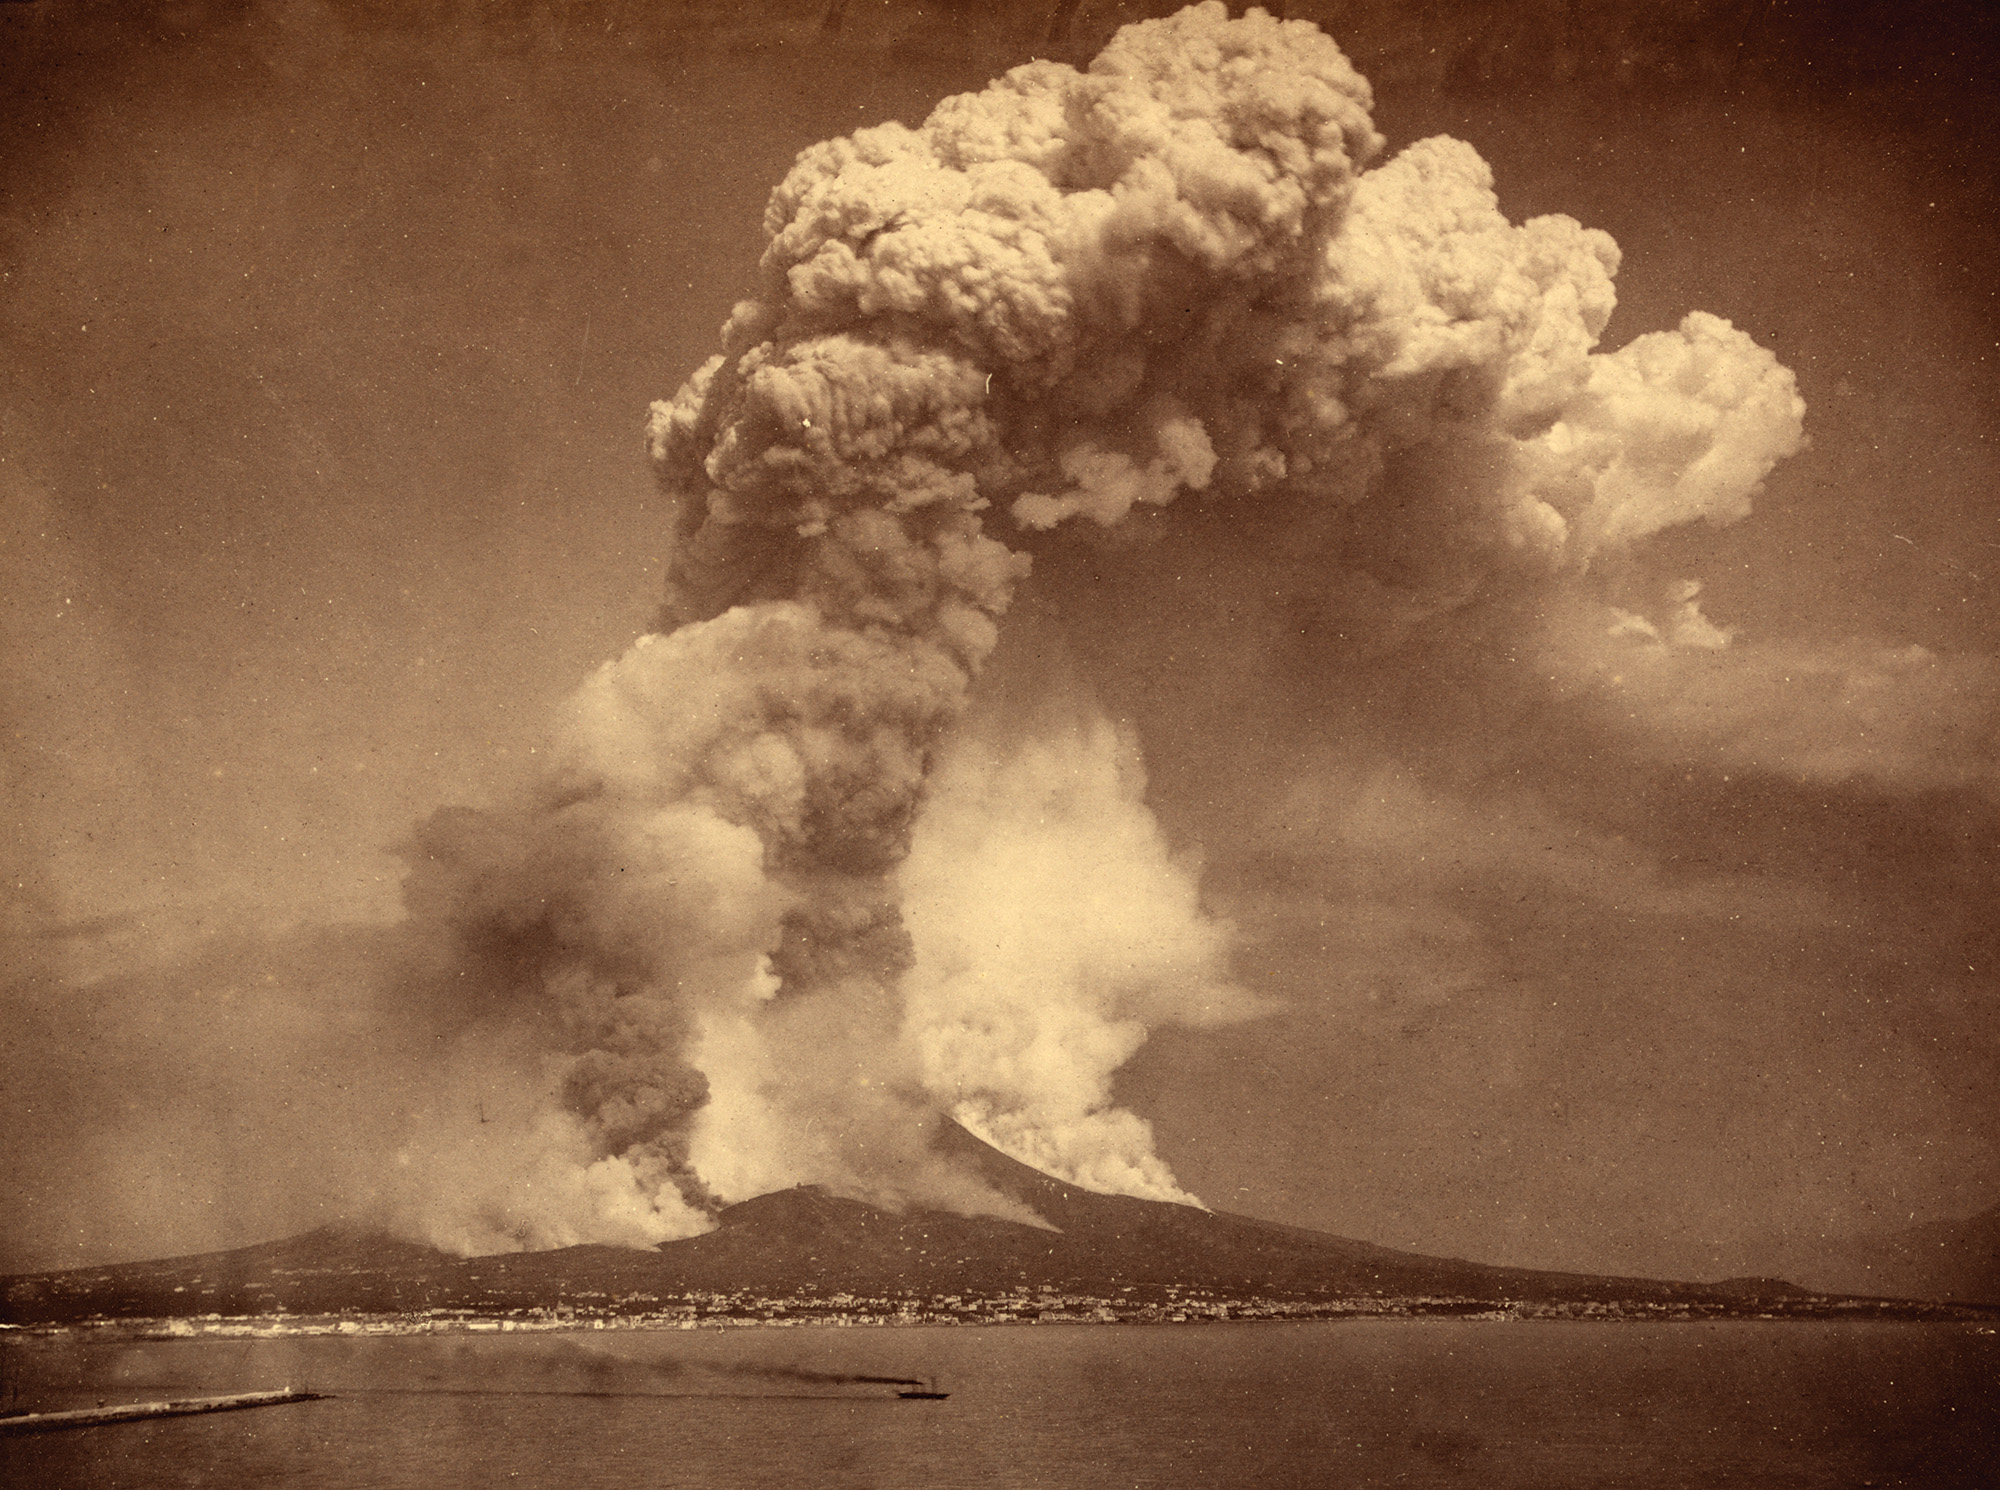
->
(5, 1320, 1994, 1488)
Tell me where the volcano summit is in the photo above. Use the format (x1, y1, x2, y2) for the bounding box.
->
(9, 1125, 1989, 1329)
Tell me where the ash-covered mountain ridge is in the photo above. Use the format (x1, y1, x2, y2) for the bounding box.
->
(6, 1126, 1991, 1323)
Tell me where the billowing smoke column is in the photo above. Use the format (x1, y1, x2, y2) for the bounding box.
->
(392, 2, 1803, 1252)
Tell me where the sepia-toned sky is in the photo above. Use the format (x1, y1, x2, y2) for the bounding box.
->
(4, 0, 1995, 1280)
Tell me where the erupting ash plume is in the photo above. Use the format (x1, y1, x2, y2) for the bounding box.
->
(391, 2, 1803, 1252)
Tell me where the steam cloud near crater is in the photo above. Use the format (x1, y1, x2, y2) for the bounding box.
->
(387, 2, 1803, 1252)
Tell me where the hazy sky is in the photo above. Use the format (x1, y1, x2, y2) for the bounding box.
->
(4, 0, 1995, 1280)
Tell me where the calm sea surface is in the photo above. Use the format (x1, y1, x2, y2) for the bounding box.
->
(4, 1321, 1995, 1489)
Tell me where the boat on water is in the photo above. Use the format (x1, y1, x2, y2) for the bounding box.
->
(896, 1378, 949, 1401)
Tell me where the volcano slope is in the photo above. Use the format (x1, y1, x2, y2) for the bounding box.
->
(5, 1125, 1978, 1323)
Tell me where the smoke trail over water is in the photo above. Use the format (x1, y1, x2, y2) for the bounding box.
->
(388, 2, 1804, 1251)
(62, 1336, 937, 1400)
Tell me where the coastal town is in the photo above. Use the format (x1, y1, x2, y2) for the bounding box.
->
(9, 1281, 1990, 1342)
